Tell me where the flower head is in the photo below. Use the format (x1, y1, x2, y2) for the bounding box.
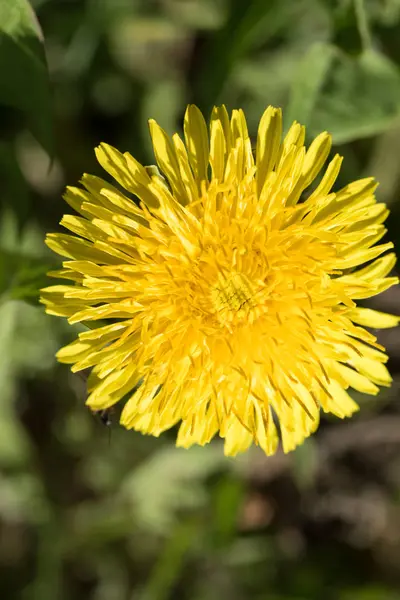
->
(41, 105, 399, 456)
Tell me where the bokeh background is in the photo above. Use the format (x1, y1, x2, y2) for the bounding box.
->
(1, 0, 400, 598)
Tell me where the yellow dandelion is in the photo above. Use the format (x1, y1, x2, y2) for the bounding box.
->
(41, 105, 399, 456)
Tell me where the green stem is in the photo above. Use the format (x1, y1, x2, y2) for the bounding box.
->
(354, 0, 372, 51)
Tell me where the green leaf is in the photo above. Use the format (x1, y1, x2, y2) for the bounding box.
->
(0, 142, 30, 230)
(141, 79, 184, 160)
(122, 445, 228, 535)
(141, 517, 200, 600)
(0, 211, 56, 304)
(0, 250, 54, 304)
(287, 43, 400, 144)
(165, 0, 226, 30)
(291, 438, 318, 490)
(210, 476, 243, 549)
(0, 299, 60, 467)
(0, 0, 53, 154)
(191, 0, 296, 115)
(340, 586, 400, 600)
(285, 42, 336, 131)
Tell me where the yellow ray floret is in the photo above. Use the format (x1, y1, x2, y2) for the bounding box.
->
(41, 104, 399, 456)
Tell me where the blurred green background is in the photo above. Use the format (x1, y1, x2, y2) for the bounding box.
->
(1, 0, 400, 599)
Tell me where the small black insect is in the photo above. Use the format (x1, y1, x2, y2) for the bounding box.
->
(93, 408, 114, 445)
(95, 408, 113, 427)
(76, 370, 114, 432)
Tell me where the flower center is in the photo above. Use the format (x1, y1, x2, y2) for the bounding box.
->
(210, 271, 258, 324)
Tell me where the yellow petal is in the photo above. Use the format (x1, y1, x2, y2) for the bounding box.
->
(172, 133, 198, 204)
(212, 105, 231, 154)
(209, 117, 226, 182)
(349, 307, 400, 329)
(95, 143, 158, 208)
(223, 416, 254, 457)
(350, 356, 392, 386)
(308, 154, 343, 200)
(230, 109, 253, 173)
(183, 104, 209, 186)
(337, 364, 379, 395)
(256, 106, 282, 196)
(351, 253, 397, 281)
(57, 339, 93, 364)
(286, 132, 332, 206)
(148, 119, 188, 204)
(322, 380, 359, 418)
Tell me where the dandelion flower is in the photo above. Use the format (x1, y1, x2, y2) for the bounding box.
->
(41, 105, 399, 456)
